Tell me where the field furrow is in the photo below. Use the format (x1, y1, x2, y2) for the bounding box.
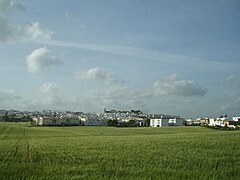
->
(0, 126, 7, 135)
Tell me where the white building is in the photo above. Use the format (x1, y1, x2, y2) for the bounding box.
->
(34, 116, 60, 126)
(60, 115, 81, 126)
(209, 117, 228, 127)
(209, 118, 216, 126)
(150, 114, 185, 127)
(34, 115, 80, 126)
(80, 114, 107, 126)
(150, 118, 169, 127)
(232, 117, 240, 122)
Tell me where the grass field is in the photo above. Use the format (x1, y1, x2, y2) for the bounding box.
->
(0, 122, 240, 179)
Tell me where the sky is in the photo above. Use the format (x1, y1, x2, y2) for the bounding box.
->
(0, 0, 239, 118)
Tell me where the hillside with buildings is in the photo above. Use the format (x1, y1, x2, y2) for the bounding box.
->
(0, 109, 239, 129)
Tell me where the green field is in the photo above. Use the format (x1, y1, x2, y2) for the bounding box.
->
(0, 122, 239, 179)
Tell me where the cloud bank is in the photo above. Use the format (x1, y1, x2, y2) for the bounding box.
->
(76, 67, 120, 84)
(154, 74, 207, 97)
(40, 83, 59, 94)
(25, 22, 52, 40)
(0, 89, 21, 102)
(0, 0, 24, 16)
(0, 0, 52, 42)
(88, 86, 148, 111)
(42, 94, 64, 106)
(26, 47, 62, 73)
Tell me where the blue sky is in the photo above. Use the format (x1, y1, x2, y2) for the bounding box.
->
(0, 0, 239, 118)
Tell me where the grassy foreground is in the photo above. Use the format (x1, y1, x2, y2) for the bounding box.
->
(0, 122, 239, 179)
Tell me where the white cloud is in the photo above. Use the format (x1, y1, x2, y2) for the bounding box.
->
(88, 86, 150, 111)
(225, 75, 238, 85)
(0, 0, 52, 42)
(219, 93, 240, 116)
(42, 95, 63, 106)
(154, 74, 207, 96)
(0, 18, 12, 41)
(25, 22, 52, 40)
(26, 47, 62, 73)
(0, 0, 24, 42)
(0, 0, 24, 17)
(76, 67, 120, 84)
(94, 86, 151, 99)
(40, 83, 59, 94)
(226, 75, 235, 82)
(0, 89, 21, 102)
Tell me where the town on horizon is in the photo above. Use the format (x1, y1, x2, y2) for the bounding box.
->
(1, 108, 239, 129)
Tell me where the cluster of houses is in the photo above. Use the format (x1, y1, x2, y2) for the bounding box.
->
(186, 116, 240, 129)
(31, 109, 187, 127)
(1, 109, 240, 129)
(32, 109, 149, 126)
(0, 109, 32, 122)
(1, 109, 185, 127)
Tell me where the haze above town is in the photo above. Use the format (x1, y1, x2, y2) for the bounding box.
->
(0, 0, 239, 118)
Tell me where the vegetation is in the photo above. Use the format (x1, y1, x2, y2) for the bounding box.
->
(107, 119, 118, 126)
(0, 115, 9, 121)
(0, 122, 240, 179)
(0, 115, 31, 122)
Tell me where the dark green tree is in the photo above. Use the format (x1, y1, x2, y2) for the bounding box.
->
(128, 120, 136, 127)
(23, 116, 32, 122)
(0, 116, 9, 122)
(144, 119, 150, 127)
(107, 120, 113, 126)
(107, 120, 118, 126)
(112, 120, 118, 126)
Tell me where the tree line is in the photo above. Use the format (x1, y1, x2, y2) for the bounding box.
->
(107, 119, 150, 127)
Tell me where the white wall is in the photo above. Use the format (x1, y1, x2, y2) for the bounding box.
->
(150, 117, 184, 127)
(209, 118, 216, 126)
(150, 118, 162, 127)
(233, 117, 240, 121)
(36, 117, 80, 126)
(150, 118, 169, 127)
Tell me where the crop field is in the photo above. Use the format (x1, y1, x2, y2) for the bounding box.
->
(0, 122, 240, 180)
